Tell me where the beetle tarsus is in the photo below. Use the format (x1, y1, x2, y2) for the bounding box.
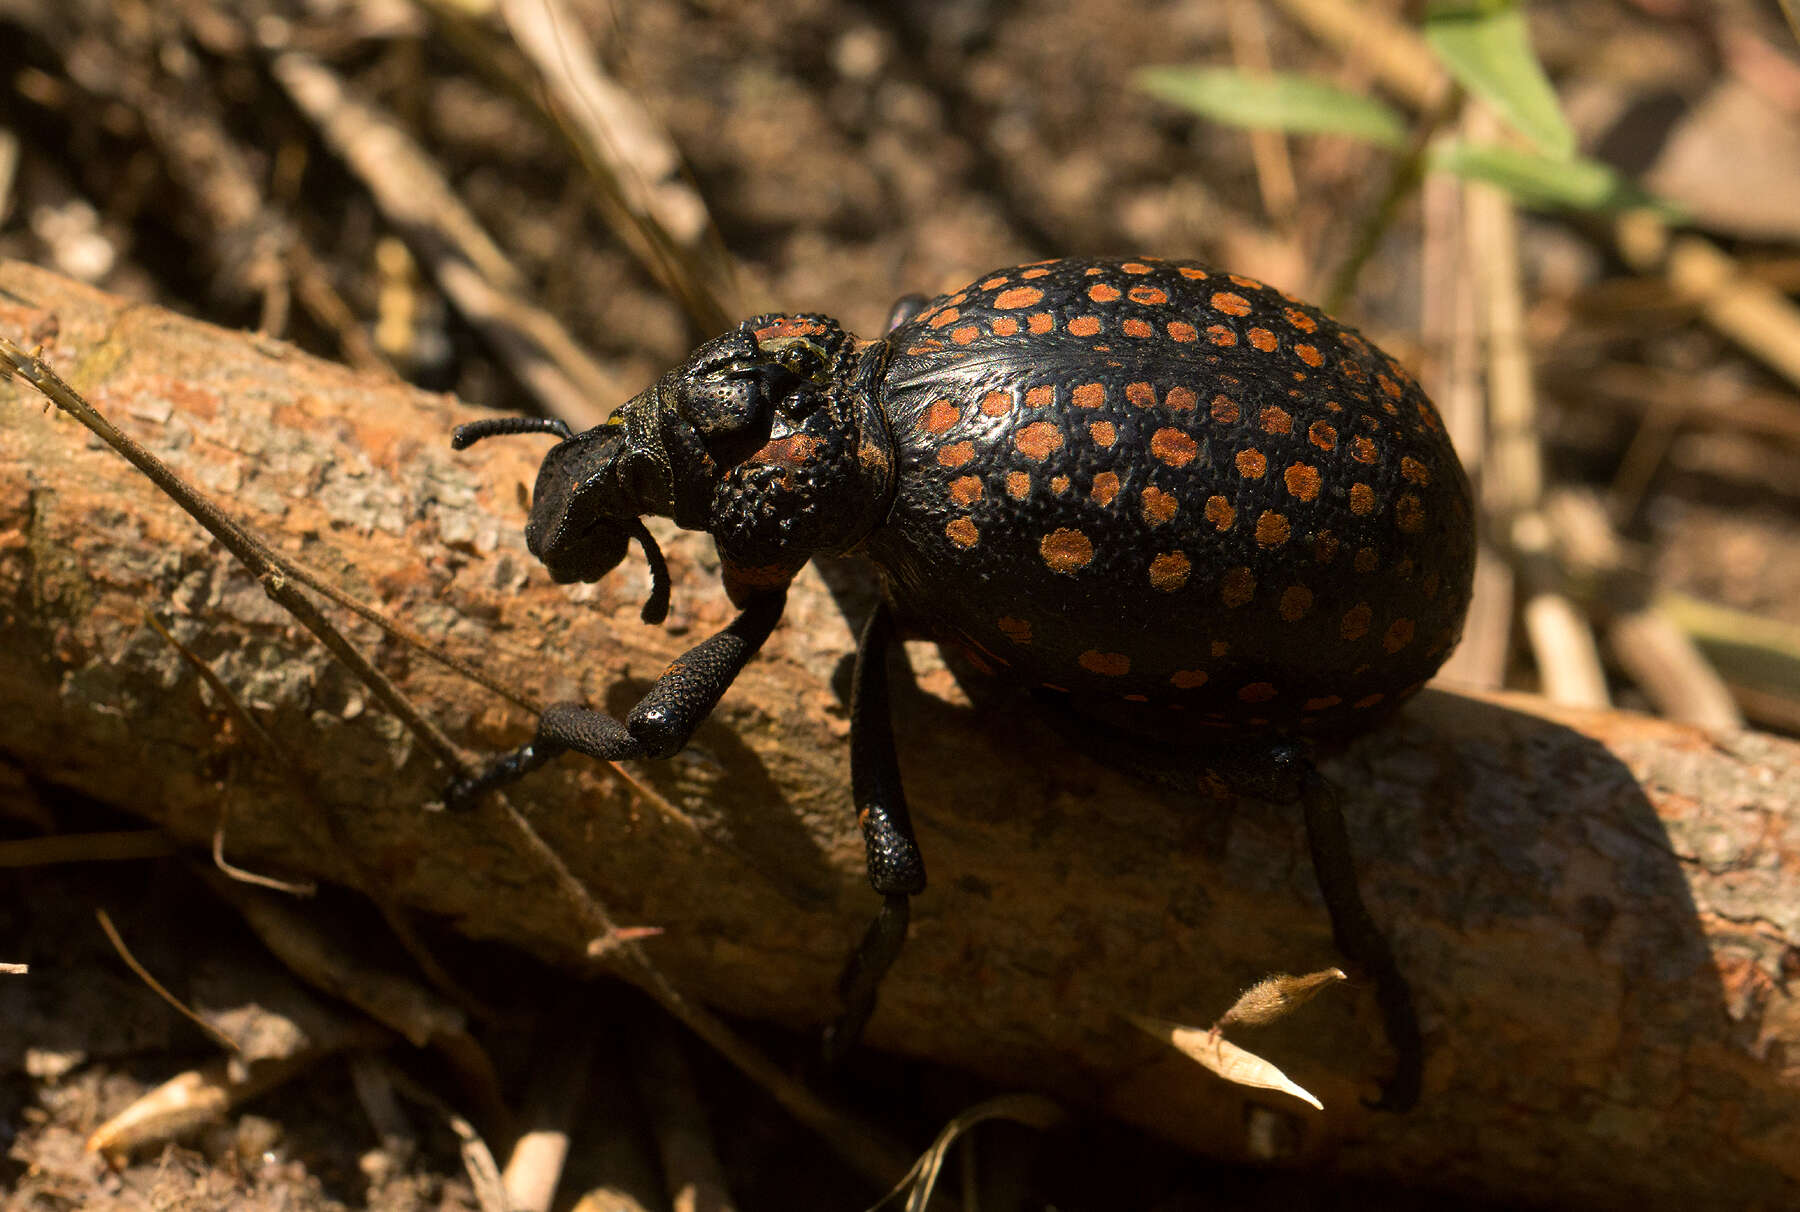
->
(824, 892, 912, 1065)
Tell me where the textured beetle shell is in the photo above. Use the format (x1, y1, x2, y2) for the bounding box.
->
(859, 257, 1475, 736)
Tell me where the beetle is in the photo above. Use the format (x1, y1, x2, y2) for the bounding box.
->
(448, 257, 1475, 1111)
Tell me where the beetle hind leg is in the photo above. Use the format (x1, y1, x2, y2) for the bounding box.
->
(823, 600, 926, 1063)
(1288, 755, 1422, 1112)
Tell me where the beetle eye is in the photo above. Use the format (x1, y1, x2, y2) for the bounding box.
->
(676, 359, 794, 462)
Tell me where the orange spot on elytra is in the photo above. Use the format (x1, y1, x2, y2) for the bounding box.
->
(1211, 640, 1230, 657)
(1122, 262, 1153, 274)
(996, 286, 1045, 309)
(1204, 495, 1235, 531)
(928, 309, 959, 328)
(1212, 292, 1252, 316)
(1148, 552, 1191, 592)
(1221, 566, 1256, 607)
(981, 276, 1009, 289)
(1167, 320, 1198, 342)
(951, 325, 981, 345)
(1284, 463, 1321, 501)
(1260, 405, 1293, 434)
(1235, 449, 1267, 478)
(949, 475, 983, 505)
(1022, 266, 1051, 279)
(981, 390, 1012, 416)
(1355, 546, 1379, 573)
(925, 399, 960, 432)
(1396, 493, 1425, 533)
(1122, 318, 1154, 338)
(1211, 395, 1239, 423)
(1129, 285, 1167, 305)
(1349, 483, 1376, 515)
(1314, 531, 1340, 563)
(1151, 428, 1198, 467)
(1378, 372, 1404, 399)
(1089, 420, 1116, 447)
(1279, 585, 1313, 621)
(1006, 471, 1031, 499)
(946, 517, 979, 547)
(1295, 343, 1323, 367)
(1207, 324, 1237, 346)
(1079, 650, 1131, 676)
(1341, 603, 1373, 641)
(1025, 384, 1055, 409)
(1355, 692, 1386, 709)
(1015, 421, 1063, 461)
(1051, 474, 1071, 494)
(1383, 618, 1416, 653)
(937, 441, 975, 468)
(1089, 282, 1121, 303)
(1072, 382, 1106, 408)
(1304, 695, 1342, 712)
(1284, 307, 1318, 332)
(1255, 511, 1290, 547)
(1351, 435, 1379, 464)
(1238, 682, 1277, 703)
(1228, 274, 1261, 289)
(1401, 455, 1430, 484)
(1126, 382, 1156, 408)
(1309, 420, 1338, 450)
(1166, 386, 1198, 411)
(1141, 487, 1177, 525)
(1027, 312, 1054, 334)
(1091, 471, 1120, 505)
(1171, 668, 1208, 688)
(991, 317, 1020, 336)
(998, 615, 1033, 643)
(1041, 528, 1094, 573)
(1248, 327, 1277, 352)
(1069, 315, 1101, 336)
(1178, 266, 1208, 280)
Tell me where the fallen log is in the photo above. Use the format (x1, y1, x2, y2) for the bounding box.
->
(2, 260, 1796, 1208)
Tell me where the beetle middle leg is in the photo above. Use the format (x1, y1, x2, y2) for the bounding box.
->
(823, 599, 926, 1063)
(446, 591, 788, 808)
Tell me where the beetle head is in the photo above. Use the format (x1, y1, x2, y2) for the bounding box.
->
(450, 320, 841, 622)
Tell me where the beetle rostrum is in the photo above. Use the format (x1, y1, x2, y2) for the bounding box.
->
(450, 257, 1476, 1112)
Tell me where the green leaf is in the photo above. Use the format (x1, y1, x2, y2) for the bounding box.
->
(1425, 3, 1575, 158)
(1134, 67, 1408, 149)
(1430, 142, 1678, 214)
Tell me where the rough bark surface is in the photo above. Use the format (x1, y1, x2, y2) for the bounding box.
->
(2, 262, 1797, 1209)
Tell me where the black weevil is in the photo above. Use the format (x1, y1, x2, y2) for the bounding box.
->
(449, 257, 1475, 1111)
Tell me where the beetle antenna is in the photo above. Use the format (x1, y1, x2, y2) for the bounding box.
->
(451, 417, 575, 450)
(628, 518, 671, 625)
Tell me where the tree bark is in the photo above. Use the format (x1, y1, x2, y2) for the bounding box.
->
(2, 261, 1797, 1209)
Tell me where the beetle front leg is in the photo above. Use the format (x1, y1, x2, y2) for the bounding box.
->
(823, 600, 925, 1063)
(446, 591, 788, 808)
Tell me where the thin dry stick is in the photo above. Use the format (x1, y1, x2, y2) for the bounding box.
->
(1462, 112, 1609, 709)
(94, 908, 241, 1053)
(502, 1002, 597, 1212)
(630, 1016, 738, 1212)
(1228, 0, 1299, 229)
(268, 48, 622, 430)
(1422, 163, 1510, 693)
(496, 0, 734, 334)
(145, 611, 321, 896)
